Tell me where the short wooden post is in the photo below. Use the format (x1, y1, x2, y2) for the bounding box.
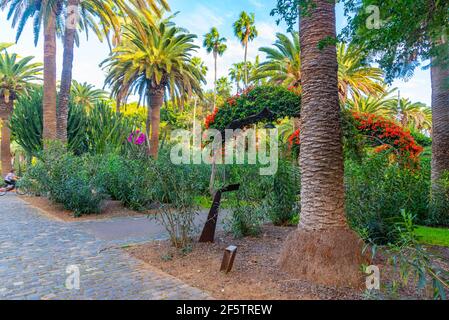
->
(220, 245, 237, 274)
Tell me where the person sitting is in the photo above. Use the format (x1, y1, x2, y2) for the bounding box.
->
(4, 169, 17, 191)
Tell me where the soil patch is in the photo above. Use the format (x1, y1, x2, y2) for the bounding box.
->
(19, 195, 149, 222)
(126, 224, 363, 300)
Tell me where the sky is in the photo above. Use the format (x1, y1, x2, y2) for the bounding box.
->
(0, 0, 432, 105)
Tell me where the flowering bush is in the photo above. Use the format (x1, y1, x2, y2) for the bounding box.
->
(286, 112, 423, 165)
(288, 129, 300, 146)
(204, 85, 300, 131)
(204, 108, 219, 129)
(352, 112, 424, 164)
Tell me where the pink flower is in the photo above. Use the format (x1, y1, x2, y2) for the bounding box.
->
(128, 130, 146, 145)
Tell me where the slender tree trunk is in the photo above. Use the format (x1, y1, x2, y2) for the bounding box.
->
(244, 41, 248, 87)
(431, 58, 449, 188)
(116, 96, 122, 114)
(58, 0, 80, 142)
(148, 88, 164, 158)
(42, 7, 58, 143)
(279, 0, 365, 288)
(213, 50, 218, 111)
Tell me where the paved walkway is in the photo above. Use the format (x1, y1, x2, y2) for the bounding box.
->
(0, 195, 211, 300)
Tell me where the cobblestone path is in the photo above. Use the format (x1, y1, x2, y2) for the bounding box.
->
(0, 195, 210, 300)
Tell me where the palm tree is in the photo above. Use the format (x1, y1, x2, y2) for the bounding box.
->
(279, 0, 364, 288)
(58, 0, 170, 141)
(215, 77, 232, 98)
(233, 11, 257, 87)
(229, 62, 245, 93)
(191, 57, 208, 78)
(0, 43, 13, 51)
(337, 42, 385, 103)
(386, 97, 432, 131)
(103, 16, 205, 158)
(254, 32, 301, 89)
(346, 90, 394, 117)
(1, 0, 62, 143)
(70, 81, 107, 109)
(254, 33, 385, 101)
(203, 27, 227, 110)
(0, 51, 42, 176)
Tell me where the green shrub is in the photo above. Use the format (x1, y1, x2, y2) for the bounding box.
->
(22, 142, 105, 216)
(411, 130, 432, 148)
(428, 171, 449, 227)
(363, 210, 449, 300)
(10, 88, 89, 157)
(345, 152, 431, 244)
(225, 164, 272, 238)
(151, 153, 201, 249)
(266, 160, 300, 226)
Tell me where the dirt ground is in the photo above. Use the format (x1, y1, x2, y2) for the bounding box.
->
(19, 196, 147, 222)
(126, 225, 364, 300)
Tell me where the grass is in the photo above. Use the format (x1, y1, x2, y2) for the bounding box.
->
(415, 226, 449, 247)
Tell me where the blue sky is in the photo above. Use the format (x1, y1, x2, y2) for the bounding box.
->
(0, 0, 431, 104)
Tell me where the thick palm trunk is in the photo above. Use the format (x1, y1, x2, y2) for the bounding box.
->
(431, 59, 449, 189)
(42, 8, 58, 143)
(279, 0, 365, 288)
(0, 99, 13, 176)
(148, 89, 164, 158)
(57, 0, 80, 142)
(1, 120, 12, 176)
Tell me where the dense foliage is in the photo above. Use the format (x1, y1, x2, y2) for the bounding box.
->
(345, 152, 431, 244)
(10, 89, 139, 157)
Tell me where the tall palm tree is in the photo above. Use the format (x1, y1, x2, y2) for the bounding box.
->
(233, 11, 257, 87)
(431, 52, 449, 189)
(229, 62, 245, 93)
(70, 80, 107, 109)
(103, 16, 205, 158)
(0, 51, 42, 175)
(58, 0, 170, 141)
(279, 0, 364, 288)
(1, 0, 62, 143)
(203, 27, 227, 110)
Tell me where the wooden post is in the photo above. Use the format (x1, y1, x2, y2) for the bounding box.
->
(220, 245, 237, 274)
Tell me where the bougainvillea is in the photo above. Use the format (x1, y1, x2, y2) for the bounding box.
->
(286, 112, 423, 164)
(205, 85, 300, 131)
(288, 129, 300, 146)
(206, 84, 423, 165)
(204, 108, 219, 129)
(352, 112, 423, 162)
